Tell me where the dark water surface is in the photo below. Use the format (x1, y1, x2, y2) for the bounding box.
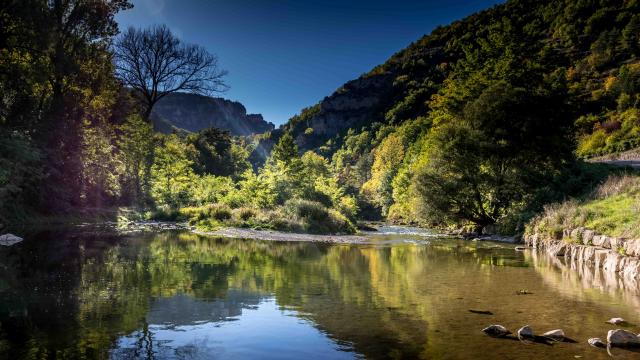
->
(1, 225, 639, 359)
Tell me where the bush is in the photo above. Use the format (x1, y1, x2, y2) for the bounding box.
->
(283, 199, 355, 234)
(204, 203, 232, 221)
(233, 207, 257, 221)
(148, 205, 183, 221)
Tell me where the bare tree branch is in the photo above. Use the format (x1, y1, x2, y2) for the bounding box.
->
(113, 24, 228, 120)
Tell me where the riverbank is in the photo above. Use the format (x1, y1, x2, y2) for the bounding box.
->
(524, 228, 640, 281)
(195, 227, 369, 244)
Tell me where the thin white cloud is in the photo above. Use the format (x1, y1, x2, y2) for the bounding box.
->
(139, 0, 166, 16)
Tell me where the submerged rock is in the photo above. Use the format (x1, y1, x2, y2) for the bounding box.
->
(469, 309, 493, 315)
(482, 325, 511, 338)
(515, 289, 533, 295)
(588, 338, 606, 348)
(606, 317, 627, 325)
(517, 325, 534, 341)
(607, 329, 640, 347)
(0, 233, 23, 246)
(542, 329, 565, 342)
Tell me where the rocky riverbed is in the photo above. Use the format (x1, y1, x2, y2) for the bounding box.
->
(196, 227, 370, 243)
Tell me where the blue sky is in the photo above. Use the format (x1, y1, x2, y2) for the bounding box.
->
(116, 0, 502, 125)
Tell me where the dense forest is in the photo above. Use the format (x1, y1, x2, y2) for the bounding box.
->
(1, 0, 639, 235)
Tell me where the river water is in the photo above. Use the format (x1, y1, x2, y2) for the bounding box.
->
(0, 225, 639, 359)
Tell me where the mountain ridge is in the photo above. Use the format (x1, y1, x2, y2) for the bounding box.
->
(151, 92, 275, 136)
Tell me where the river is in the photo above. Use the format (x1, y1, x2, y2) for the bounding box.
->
(0, 225, 639, 359)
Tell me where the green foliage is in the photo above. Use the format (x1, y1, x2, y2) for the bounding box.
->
(271, 131, 298, 166)
(282, 199, 355, 234)
(149, 135, 197, 207)
(1, 0, 132, 212)
(527, 174, 640, 239)
(186, 128, 250, 179)
(117, 114, 155, 205)
(0, 132, 43, 223)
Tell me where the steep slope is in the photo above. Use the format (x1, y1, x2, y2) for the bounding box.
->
(151, 93, 275, 136)
(258, 0, 638, 160)
(252, 0, 639, 230)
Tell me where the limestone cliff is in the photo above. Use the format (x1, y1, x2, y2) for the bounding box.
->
(151, 92, 274, 136)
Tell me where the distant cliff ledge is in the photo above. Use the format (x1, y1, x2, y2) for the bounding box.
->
(150, 92, 274, 136)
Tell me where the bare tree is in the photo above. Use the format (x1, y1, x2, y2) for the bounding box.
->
(114, 24, 228, 120)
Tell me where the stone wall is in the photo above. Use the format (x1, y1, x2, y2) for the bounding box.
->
(524, 228, 640, 280)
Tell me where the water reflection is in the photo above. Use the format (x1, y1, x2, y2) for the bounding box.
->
(0, 228, 639, 359)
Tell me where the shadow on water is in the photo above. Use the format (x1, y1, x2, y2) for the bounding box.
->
(1, 226, 640, 359)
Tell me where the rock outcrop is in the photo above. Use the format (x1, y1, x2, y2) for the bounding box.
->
(524, 228, 640, 280)
(151, 93, 275, 136)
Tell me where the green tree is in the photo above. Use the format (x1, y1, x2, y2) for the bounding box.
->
(150, 135, 196, 207)
(414, 82, 573, 230)
(118, 114, 155, 205)
(187, 128, 249, 179)
(272, 132, 298, 166)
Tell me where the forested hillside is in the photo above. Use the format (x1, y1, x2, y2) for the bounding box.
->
(1, 0, 638, 235)
(255, 0, 640, 232)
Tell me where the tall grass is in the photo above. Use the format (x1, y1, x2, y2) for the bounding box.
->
(526, 174, 640, 239)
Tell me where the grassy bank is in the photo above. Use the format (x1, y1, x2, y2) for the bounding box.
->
(526, 174, 640, 240)
(148, 199, 356, 235)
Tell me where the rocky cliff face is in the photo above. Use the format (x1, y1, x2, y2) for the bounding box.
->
(151, 93, 274, 136)
(288, 73, 396, 150)
(254, 37, 449, 163)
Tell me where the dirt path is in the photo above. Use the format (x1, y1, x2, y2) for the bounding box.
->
(588, 148, 640, 169)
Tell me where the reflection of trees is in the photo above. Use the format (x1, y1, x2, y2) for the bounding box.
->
(0, 230, 534, 359)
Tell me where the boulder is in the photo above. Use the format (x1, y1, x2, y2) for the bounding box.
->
(588, 338, 606, 348)
(606, 318, 627, 325)
(0, 233, 23, 246)
(582, 229, 595, 245)
(482, 325, 511, 338)
(517, 325, 534, 341)
(624, 239, 640, 257)
(549, 242, 567, 257)
(609, 237, 626, 250)
(607, 329, 640, 347)
(542, 329, 565, 342)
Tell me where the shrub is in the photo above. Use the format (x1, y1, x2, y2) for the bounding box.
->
(148, 205, 183, 221)
(283, 199, 355, 234)
(205, 203, 232, 221)
(233, 207, 257, 222)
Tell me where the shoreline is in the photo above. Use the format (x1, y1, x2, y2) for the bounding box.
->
(194, 227, 370, 244)
(525, 228, 640, 280)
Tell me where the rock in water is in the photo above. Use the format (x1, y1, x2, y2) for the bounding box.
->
(469, 309, 493, 315)
(607, 329, 640, 347)
(517, 325, 534, 341)
(542, 329, 565, 342)
(588, 338, 606, 348)
(606, 318, 626, 325)
(482, 325, 511, 338)
(0, 233, 23, 246)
